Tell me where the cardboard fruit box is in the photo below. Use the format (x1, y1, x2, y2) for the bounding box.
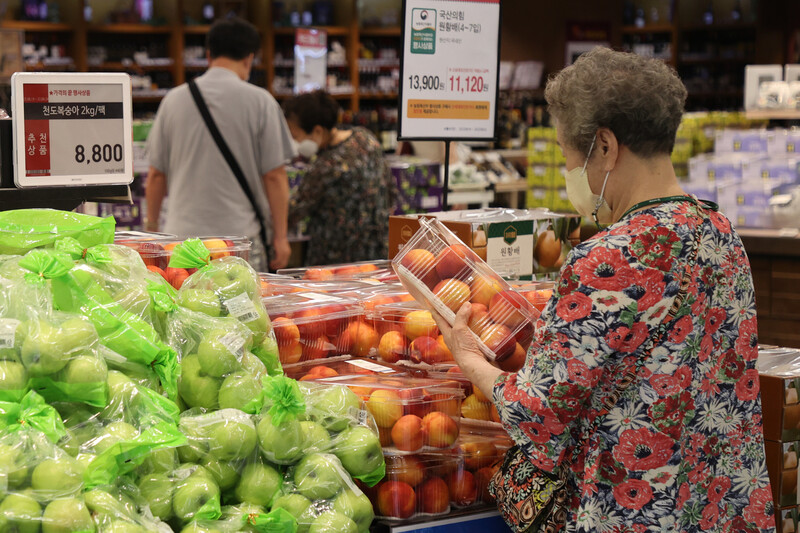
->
(767, 440, 800, 508)
(392, 217, 535, 362)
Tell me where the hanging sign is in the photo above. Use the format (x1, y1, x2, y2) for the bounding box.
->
(398, 0, 501, 140)
(294, 28, 328, 94)
(10, 72, 133, 187)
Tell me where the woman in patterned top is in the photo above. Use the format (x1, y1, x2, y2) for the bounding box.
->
(283, 91, 397, 266)
(434, 48, 774, 532)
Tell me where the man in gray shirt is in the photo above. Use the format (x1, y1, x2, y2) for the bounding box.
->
(145, 17, 296, 271)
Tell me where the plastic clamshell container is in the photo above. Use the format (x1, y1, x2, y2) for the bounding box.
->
(510, 280, 555, 317)
(115, 235, 251, 270)
(451, 431, 514, 507)
(260, 277, 379, 297)
(392, 217, 536, 362)
(262, 292, 365, 363)
(367, 301, 454, 366)
(372, 452, 459, 519)
(340, 283, 414, 312)
(315, 374, 464, 455)
(277, 259, 396, 281)
(282, 354, 404, 381)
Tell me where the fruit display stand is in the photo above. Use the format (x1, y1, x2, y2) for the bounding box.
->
(371, 508, 509, 532)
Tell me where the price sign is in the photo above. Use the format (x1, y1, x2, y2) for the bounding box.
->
(10, 72, 133, 187)
(294, 28, 328, 94)
(398, 0, 501, 140)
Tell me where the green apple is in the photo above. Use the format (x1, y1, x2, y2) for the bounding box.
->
(257, 413, 304, 464)
(138, 472, 174, 521)
(107, 370, 138, 406)
(332, 490, 374, 533)
(41, 497, 95, 533)
(0, 492, 42, 533)
(0, 360, 27, 393)
(0, 347, 20, 363)
(205, 415, 256, 461)
(179, 354, 221, 410)
(114, 285, 151, 316)
(271, 493, 313, 533)
(177, 442, 206, 464)
(218, 371, 261, 413)
(309, 386, 361, 432)
(0, 443, 26, 489)
(20, 320, 68, 376)
(333, 427, 383, 478)
(75, 453, 96, 472)
(234, 463, 281, 507)
(213, 262, 258, 301)
(93, 421, 139, 454)
(253, 335, 281, 377)
(244, 305, 269, 345)
(60, 354, 108, 385)
(139, 447, 178, 474)
(83, 487, 138, 521)
(300, 421, 332, 454)
(31, 457, 83, 497)
(201, 456, 240, 492)
(60, 410, 100, 458)
(240, 350, 268, 377)
(59, 316, 99, 350)
(105, 521, 148, 533)
(177, 289, 223, 317)
(294, 454, 345, 501)
(197, 329, 242, 378)
(309, 511, 357, 533)
(181, 522, 223, 533)
(222, 502, 264, 532)
(173, 473, 220, 523)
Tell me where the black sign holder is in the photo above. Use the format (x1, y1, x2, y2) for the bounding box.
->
(397, 0, 502, 211)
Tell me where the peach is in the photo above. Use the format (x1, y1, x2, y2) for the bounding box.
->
(524, 289, 552, 313)
(488, 290, 533, 329)
(292, 308, 326, 339)
(473, 385, 489, 403)
(367, 389, 404, 428)
(341, 321, 379, 357)
(400, 248, 438, 289)
(377, 481, 417, 519)
(399, 388, 433, 419)
(273, 316, 300, 346)
(378, 331, 407, 363)
(391, 414, 424, 452)
(479, 323, 516, 361)
(306, 365, 339, 378)
(278, 339, 302, 365)
(166, 267, 190, 289)
(461, 394, 491, 421)
(459, 440, 499, 470)
(435, 245, 470, 280)
(422, 411, 458, 448)
(515, 319, 534, 350)
(429, 392, 461, 417)
(490, 404, 501, 423)
(433, 279, 471, 313)
(475, 466, 496, 503)
(467, 303, 492, 336)
(386, 455, 425, 487)
(203, 238, 232, 260)
(446, 470, 477, 507)
(409, 336, 446, 365)
(418, 476, 450, 514)
(470, 274, 504, 308)
(403, 310, 438, 340)
(378, 424, 393, 447)
(146, 264, 167, 280)
(437, 335, 454, 362)
(497, 342, 527, 372)
(303, 268, 333, 281)
(301, 335, 333, 361)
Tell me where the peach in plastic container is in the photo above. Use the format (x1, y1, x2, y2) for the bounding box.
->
(368, 301, 456, 366)
(314, 374, 464, 455)
(452, 431, 514, 506)
(392, 217, 536, 362)
(368, 452, 459, 519)
(282, 354, 405, 381)
(510, 280, 555, 317)
(277, 259, 397, 282)
(259, 276, 380, 297)
(262, 292, 365, 364)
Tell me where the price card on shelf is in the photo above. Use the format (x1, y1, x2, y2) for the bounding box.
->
(10, 72, 133, 187)
(398, 0, 501, 141)
(294, 28, 328, 94)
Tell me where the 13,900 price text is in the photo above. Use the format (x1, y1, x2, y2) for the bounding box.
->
(408, 75, 443, 91)
(74, 144, 123, 165)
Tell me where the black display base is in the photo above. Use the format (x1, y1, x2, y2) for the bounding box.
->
(0, 185, 131, 212)
(370, 507, 510, 533)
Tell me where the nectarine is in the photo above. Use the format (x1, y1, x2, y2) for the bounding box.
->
(418, 476, 450, 514)
(391, 414, 424, 452)
(377, 481, 416, 519)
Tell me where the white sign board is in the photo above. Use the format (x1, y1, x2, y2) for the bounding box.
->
(10, 72, 134, 187)
(294, 28, 328, 94)
(398, 0, 500, 140)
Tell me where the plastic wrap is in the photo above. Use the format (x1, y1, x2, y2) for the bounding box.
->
(0, 208, 115, 255)
(85, 481, 173, 532)
(367, 301, 459, 365)
(277, 260, 395, 282)
(282, 355, 402, 382)
(370, 453, 459, 519)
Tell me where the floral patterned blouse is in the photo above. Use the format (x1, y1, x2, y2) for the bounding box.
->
(289, 127, 397, 267)
(493, 200, 774, 532)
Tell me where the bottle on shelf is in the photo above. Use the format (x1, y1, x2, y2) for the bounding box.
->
(84, 0, 93, 22)
(202, 2, 215, 23)
(703, 2, 714, 25)
(289, 2, 301, 27)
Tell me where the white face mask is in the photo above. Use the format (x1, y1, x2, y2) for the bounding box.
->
(296, 139, 319, 159)
(564, 135, 613, 227)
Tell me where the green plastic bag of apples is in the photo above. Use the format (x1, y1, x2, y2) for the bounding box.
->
(181, 505, 297, 533)
(169, 239, 281, 375)
(0, 250, 109, 407)
(82, 480, 173, 532)
(45, 241, 180, 400)
(0, 208, 115, 255)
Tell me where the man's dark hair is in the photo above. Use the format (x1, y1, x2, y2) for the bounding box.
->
(206, 16, 261, 60)
(282, 90, 340, 133)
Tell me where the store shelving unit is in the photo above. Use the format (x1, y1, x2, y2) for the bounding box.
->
(0, 185, 131, 211)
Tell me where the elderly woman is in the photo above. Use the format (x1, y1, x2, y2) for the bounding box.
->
(436, 48, 773, 532)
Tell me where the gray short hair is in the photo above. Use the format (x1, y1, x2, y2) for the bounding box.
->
(544, 47, 687, 157)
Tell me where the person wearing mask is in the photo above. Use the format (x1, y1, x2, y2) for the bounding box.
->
(433, 48, 773, 531)
(145, 16, 295, 272)
(283, 90, 397, 266)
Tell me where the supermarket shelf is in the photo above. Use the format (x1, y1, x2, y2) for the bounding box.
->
(621, 24, 675, 34)
(273, 26, 349, 36)
(0, 185, 131, 212)
(744, 110, 800, 121)
(360, 26, 402, 37)
(358, 92, 399, 100)
(0, 20, 72, 32)
(447, 188, 495, 207)
(372, 509, 508, 533)
(87, 24, 171, 34)
(494, 149, 528, 160)
(183, 25, 211, 35)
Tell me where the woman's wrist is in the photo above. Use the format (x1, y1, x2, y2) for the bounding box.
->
(144, 220, 159, 231)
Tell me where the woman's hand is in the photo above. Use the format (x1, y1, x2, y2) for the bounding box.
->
(427, 301, 503, 402)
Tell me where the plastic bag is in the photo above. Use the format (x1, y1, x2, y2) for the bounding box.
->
(181, 505, 296, 533)
(84, 480, 173, 532)
(169, 239, 280, 372)
(257, 377, 306, 465)
(0, 208, 115, 255)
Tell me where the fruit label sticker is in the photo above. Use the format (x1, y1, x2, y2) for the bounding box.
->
(346, 359, 395, 373)
(224, 293, 260, 323)
(219, 333, 246, 357)
(0, 319, 21, 349)
(486, 221, 533, 281)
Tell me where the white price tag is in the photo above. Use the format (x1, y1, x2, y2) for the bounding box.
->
(299, 292, 343, 303)
(0, 319, 21, 349)
(218, 333, 246, 357)
(346, 359, 395, 373)
(224, 293, 260, 323)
